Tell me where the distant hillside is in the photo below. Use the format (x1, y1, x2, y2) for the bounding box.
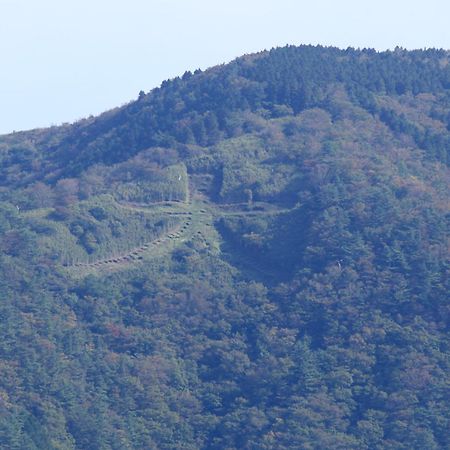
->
(0, 45, 448, 449)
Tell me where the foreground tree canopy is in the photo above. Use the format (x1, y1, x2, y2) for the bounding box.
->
(0, 45, 448, 449)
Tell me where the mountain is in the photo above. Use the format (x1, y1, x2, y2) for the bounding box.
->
(0, 45, 448, 449)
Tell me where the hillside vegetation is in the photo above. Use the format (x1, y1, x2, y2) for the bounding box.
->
(0, 45, 449, 449)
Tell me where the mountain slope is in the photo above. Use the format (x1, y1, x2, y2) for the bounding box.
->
(0, 45, 448, 449)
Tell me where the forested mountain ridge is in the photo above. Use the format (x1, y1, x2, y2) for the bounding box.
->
(0, 45, 449, 449)
(2, 45, 450, 184)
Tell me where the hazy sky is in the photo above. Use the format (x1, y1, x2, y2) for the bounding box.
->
(1, 0, 449, 134)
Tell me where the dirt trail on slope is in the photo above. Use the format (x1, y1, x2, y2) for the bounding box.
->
(66, 185, 193, 272)
(69, 214, 193, 270)
(118, 198, 291, 217)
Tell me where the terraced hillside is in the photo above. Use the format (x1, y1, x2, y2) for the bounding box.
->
(67, 195, 216, 277)
(51, 175, 292, 278)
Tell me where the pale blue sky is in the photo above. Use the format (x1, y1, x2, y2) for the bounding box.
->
(1, 0, 449, 134)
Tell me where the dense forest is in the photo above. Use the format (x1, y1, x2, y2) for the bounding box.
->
(0, 45, 449, 449)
